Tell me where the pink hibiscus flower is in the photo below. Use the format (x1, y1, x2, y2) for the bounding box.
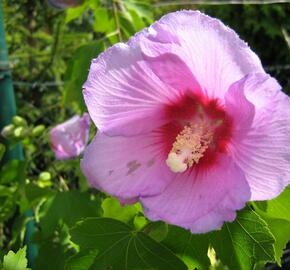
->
(50, 113, 90, 160)
(81, 11, 290, 233)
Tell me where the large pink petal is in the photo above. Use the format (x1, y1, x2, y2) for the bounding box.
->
(81, 131, 174, 199)
(141, 155, 250, 233)
(228, 75, 290, 201)
(225, 74, 256, 140)
(83, 42, 193, 136)
(139, 10, 264, 98)
(142, 52, 202, 95)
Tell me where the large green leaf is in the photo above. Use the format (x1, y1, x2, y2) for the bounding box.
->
(253, 187, 290, 264)
(3, 246, 30, 270)
(262, 217, 290, 264)
(34, 242, 65, 270)
(162, 225, 210, 270)
(63, 41, 104, 112)
(70, 217, 187, 270)
(211, 208, 275, 270)
(39, 190, 101, 237)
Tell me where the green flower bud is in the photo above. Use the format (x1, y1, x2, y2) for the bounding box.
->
(39, 172, 51, 182)
(38, 172, 52, 188)
(1, 124, 15, 138)
(32, 125, 45, 137)
(14, 126, 26, 138)
(12, 116, 27, 127)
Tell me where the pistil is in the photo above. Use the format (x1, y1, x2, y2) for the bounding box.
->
(166, 123, 212, 173)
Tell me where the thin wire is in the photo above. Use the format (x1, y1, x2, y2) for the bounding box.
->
(11, 64, 290, 89)
(154, 0, 290, 7)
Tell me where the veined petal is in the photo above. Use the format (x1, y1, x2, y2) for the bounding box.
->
(83, 43, 187, 136)
(141, 155, 250, 233)
(229, 76, 290, 200)
(225, 74, 256, 140)
(81, 131, 175, 199)
(139, 10, 264, 98)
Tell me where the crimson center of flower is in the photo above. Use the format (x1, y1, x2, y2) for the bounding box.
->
(164, 94, 232, 173)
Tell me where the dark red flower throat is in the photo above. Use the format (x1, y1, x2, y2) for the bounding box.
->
(162, 93, 233, 172)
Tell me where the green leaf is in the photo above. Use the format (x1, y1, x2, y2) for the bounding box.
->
(133, 215, 148, 230)
(262, 217, 290, 264)
(255, 186, 290, 222)
(144, 221, 168, 242)
(70, 217, 187, 270)
(0, 185, 17, 222)
(24, 183, 54, 206)
(63, 41, 104, 112)
(123, 0, 153, 24)
(162, 225, 210, 270)
(0, 160, 26, 185)
(211, 208, 275, 270)
(65, 250, 98, 270)
(34, 242, 65, 270)
(39, 190, 101, 237)
(102, 197, 140, 223)
(3, 246, 30, 270)
(93, 8, 115, 33)
(65, 3, 88, 23)
(19, 183, 54, 212)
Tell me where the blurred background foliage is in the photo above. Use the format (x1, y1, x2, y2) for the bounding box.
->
(1, 0, 290, 269)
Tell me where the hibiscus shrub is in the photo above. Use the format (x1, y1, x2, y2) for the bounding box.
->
(1, 1, 290, 270)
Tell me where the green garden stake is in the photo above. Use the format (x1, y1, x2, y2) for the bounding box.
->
(0, 1, 37, 267)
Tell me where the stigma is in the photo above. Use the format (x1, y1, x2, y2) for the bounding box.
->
(166, 123, 213, 173)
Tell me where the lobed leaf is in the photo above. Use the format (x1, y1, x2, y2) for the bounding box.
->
(211, 208, 275, 270)
(3, 246, 30, 270)
(69, 217, 187, 270)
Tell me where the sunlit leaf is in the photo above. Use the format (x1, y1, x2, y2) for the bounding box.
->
(102, 197, 140, 223)
(65, 2, 88, 23)
(255, 186, 290, 222)
(3, 246, 30, 270)
(211, 208, 275, 270)
(253, 188, 290, 265)
(93, 8, 115, 33)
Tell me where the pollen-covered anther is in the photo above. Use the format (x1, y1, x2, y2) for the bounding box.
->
(166, 123, 213, 173)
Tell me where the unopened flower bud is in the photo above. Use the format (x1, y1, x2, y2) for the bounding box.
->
(39, 172, 51, 182)
(12, 116, 27, 127)
(38, 172, 52, 188)
(14, 126, 26, 138)
(1, 124, 15, 138)
(32, 125, 46, 137)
